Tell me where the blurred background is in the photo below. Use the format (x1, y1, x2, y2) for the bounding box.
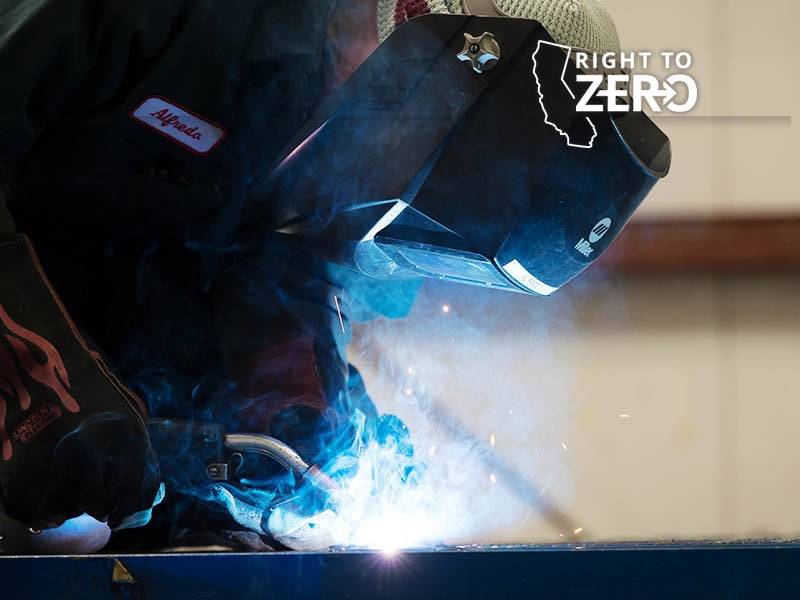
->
(348, 0, 799, 544)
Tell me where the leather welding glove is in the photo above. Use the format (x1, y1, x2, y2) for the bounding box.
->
(0, 236, 161, 532)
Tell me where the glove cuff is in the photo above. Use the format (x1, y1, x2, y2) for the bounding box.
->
(0, 236, 157, 526)
(0, 236, 149, 424)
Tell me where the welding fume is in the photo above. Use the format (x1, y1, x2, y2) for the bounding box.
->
(0, 0, 668, 554)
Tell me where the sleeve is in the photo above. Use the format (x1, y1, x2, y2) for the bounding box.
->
(0, 0, 197, 235)
(0, 0, 202, 160)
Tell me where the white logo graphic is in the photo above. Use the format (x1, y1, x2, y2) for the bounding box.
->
(573, 50, 698, 114)
(503, 260, 558, 296)
(130, 96, 227, 155)
(532, 40, 597, 149)
(533, 43, 699, 149)
(589, 218, 612, 243)
(575, 217, 613, 257)
(574, 238, 593, 258)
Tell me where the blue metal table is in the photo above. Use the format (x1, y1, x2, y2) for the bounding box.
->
(2, 543, 799, 599)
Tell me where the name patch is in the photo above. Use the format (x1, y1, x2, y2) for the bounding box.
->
(130, 96, 227, 155)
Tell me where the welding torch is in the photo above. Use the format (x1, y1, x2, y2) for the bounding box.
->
(0, 419, 338, 554)
(144, 419, 339, 494)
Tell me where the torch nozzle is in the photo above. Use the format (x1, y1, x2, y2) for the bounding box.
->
(223, 433, 340, 494)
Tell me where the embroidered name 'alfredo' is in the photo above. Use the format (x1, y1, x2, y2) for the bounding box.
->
(148, 108, 203, 141)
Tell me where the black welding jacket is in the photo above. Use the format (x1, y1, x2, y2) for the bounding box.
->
(0, 0, 331, 241)
(0, 0, 382, 401)
(0, 1, 397, 528)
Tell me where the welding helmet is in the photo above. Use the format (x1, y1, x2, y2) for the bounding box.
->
(262, 0, 671, 296)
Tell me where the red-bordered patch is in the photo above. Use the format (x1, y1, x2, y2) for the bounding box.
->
(130, 95, 228, 156)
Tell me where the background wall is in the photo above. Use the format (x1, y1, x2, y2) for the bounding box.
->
(606, 0, 798, 219)
(349, 0, 799, 544)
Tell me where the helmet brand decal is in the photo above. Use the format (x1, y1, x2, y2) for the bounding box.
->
(576, 218, 614, 257)
(589, 218, 612, 243)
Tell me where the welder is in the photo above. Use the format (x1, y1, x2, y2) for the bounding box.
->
(0, 0, 668, 552)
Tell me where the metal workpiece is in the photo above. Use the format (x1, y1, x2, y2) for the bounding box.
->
(2, 544, 800, 599)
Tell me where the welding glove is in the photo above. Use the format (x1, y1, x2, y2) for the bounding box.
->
(0, 236, 161, 533)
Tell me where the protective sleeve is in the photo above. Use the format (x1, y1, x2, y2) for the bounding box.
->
(0, 0, 203, 160)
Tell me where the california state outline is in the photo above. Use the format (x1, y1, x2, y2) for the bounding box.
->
(532, 40, 597, 149)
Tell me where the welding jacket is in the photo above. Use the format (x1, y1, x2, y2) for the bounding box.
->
(0, 0, 332, 238)
(0, 0, 343, 392)
(0, 0, 409, 532)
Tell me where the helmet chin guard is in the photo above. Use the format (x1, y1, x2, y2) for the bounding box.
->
(261, 14, 670, 296)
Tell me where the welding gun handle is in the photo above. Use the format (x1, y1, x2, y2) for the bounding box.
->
(223, 433, 310, 476)
(223, 433, 340, 493)
(144, 421, 339, 496)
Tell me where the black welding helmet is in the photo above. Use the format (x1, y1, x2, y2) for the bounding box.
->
(263, 2, 671, 296)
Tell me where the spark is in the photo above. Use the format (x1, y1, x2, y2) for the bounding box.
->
(619, 413, 630, 419)
(428, 445, 437, 456)
(508, 409, 514, 416)
(561, 443, 568, 451)
(441, 304, 451, 313)
(489, 473, 496, 484)
(574, 527, 583, 535)
(404, 388, 413, 396)
(407, 366, 413, 374)
(489, 433, 495, 448)
(333, 295, 345, 335)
